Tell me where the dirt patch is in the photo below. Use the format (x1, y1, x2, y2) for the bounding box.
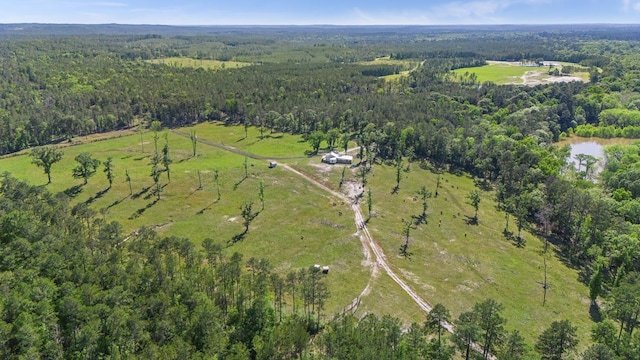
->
(154, 222, 173, 231)
(319, 219, 346, 229)
(519, 70, 585, 86)
(399, 268, 435, 292)
(342, 179, 363, 201)
(310, 162, 333, 174)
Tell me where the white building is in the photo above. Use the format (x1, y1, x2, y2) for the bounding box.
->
(321, 151, 353, 164)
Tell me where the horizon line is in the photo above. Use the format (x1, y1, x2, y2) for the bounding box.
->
(2, 22, 640, 27)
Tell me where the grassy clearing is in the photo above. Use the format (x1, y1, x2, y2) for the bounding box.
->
(359, 56, 418, 82)
(358, 56, 416, 67)
(453, 61, 589, 85)
(188, 122, 311, 158)
(0, 123, 594, 348)
(147, 57, 253, 70)
(453, 63, 529, 84)
(298, 157, 593, 349)
(0, 123, 367, 314)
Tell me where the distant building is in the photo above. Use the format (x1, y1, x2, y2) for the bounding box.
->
(321, 151, 353, 164)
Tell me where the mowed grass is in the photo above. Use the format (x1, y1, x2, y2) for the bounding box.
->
(147, 57, 253, 70)
(453, 61, 589, 85)
(297, 157, 593, 350)
(0, 123, 368, 314)
(186, 122, 311, 158)
(453, 63, 529, 84)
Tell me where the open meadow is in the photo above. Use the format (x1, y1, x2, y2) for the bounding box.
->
(147, 57, 253, 69)
(0, 122, 593, 352)
(0, 123, 368, 315)
(453, 60, 590, 85)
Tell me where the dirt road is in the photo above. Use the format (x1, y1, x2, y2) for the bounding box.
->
(177, 131, 493, 359)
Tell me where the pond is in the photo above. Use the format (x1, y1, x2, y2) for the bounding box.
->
(569, 141, 604, 161)
(558, 136, 638, 174)
(567, 141, 604, 177)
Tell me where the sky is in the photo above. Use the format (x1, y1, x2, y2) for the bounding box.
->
(0, 0, 638, 25)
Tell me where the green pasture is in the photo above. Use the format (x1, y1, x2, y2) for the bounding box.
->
(147, 57, 253, 70)
(298, 157, 592, 350)
(187, 122, 311, 158)
(455, 64, 527, 83)
(359, 56, 418, 82)
(0, 122, 594, 349)
(0, 123, 367, 314)
(453, 61, 589, 85)
(358, 56, 416, 67)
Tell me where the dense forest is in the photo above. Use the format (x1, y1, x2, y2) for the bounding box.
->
(3, 24, 640, 359)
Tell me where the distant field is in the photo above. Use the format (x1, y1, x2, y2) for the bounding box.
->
(359, 56, 418, 82)
(147, 57, 253, 69)
(453, 61, 589, 85)
(358, 56, 416, 67)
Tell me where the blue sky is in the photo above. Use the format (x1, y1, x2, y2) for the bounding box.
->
(0, 0, 638, 25)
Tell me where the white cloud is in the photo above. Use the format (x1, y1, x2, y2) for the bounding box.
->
(622, 0, 640, 11)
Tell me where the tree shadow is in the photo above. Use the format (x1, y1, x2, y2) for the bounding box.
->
(62, 184, 83, 198)
(85, 188, 109, 204)
(473, 179, 493, 191)
(230, 230, 248, 244)
(197, 200, 219, 215)
(233, 176, 247, 190)
(144, 184, 167, 200)
(185, 187, 201, 199)
(131, 186, 151, 200)
(503, 229, 526, 247)
(129, 198, 159, 220)
(107, 196, 128, 209)
(589, 302, 603, 322)
(133, 155, 150, 161)
(464, 215, 478, 225)
(413, 214, 427, 225)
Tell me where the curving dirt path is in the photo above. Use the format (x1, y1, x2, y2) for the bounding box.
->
(175, 130, 493, 359)
(283, 163, 493, 359)
(283, 165, 443, 317)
